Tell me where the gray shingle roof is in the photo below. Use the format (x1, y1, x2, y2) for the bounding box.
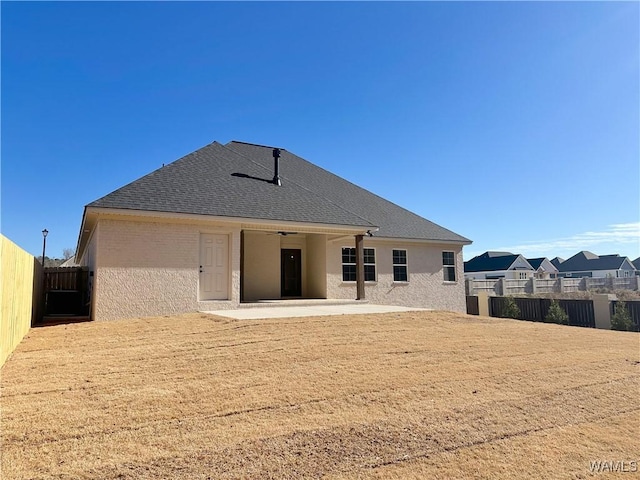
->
(89, 142, 373, 228)
(550, 257, 565, 268)
(557, 251, 632, 273)
(464, 251, 527, 273)
(224, 141, 470, 242)
(526, 257, 545, 270)
(88, 140, 470, 242)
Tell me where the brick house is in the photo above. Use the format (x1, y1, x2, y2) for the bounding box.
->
(76, 140, 471, 320)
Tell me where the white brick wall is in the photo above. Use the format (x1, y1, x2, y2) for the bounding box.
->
(92, 218, 240, 320)
(85, 216, 466, 320)
(326, 240, 467, 312)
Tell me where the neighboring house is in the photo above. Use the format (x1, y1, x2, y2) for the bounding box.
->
(556, 251, 636, 278)
(75, 140, 472, 321)
(633, 257, 640, 275)
(463, 251, 534, 280)
(526, 257, 558, 279)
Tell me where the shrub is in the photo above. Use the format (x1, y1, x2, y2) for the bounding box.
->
(500, 296, 520, 319)
(545, 300, 569, 325)
(611, 301, 633, 331)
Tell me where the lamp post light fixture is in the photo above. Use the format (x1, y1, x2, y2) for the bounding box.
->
(41, 229, 48, 267)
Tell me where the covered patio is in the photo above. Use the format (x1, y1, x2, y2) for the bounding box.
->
(240, 228, 371, 303)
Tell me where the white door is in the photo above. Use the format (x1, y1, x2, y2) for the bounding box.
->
(199, 234, 229, 300)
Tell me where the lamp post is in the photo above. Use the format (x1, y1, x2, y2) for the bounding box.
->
(41, 229, 48, 267)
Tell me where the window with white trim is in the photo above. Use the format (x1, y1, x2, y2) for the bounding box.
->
(442, 251, 456, 282)
(393, 249, 408, 282)
(342, 247, 376, 282)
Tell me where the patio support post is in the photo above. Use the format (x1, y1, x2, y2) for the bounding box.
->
(355, 234, 365, 300)
(240, 230, 244, 303)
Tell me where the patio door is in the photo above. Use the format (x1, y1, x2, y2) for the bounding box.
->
(281, 249, 302, 297)
(200, 234, 229, 300)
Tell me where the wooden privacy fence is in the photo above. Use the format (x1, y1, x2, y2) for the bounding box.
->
(488, 297, 596, 328)
(467, 293, 639, 331)
(45, 267, 86, 291)
(466, 295, 479, 316)
(1, 235, 43, 367)
(43, 267, 90, 317)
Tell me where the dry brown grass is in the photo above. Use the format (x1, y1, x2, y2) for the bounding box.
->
(1, 311, 639, 479)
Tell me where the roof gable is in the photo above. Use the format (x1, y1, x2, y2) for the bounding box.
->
(527, 257, 544, 270)
(527, 257, 558, 273)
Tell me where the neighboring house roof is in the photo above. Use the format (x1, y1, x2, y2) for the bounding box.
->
(526, 257, 546, 270)
(557, 251, 634, 273)
(633, 257, 640, 270)
(59, 256, 78, 267)
(464, 251, 532, 273)
(527, 257, 558, 274)
(87, 140, 471, 243)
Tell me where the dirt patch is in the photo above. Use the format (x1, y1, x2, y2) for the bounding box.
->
(1, 311, 638, 479)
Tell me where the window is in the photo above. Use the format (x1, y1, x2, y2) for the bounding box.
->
(518, 272, 528, 280)
(363, 248, 376, 281)
(393, 249, 408, 282)
(342, 248, 357, 281)
(442, 251, 456, 282)
(342, 247, 376, 282)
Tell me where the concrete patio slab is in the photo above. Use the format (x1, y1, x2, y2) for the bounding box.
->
(202, 303, 428, 320)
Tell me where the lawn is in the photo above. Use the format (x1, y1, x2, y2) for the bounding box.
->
(1, 311, 638, 479)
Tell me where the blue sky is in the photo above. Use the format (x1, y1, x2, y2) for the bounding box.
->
(2, 1, 639, 262)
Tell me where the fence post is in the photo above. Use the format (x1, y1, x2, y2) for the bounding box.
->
(499, 278, 506, 296)
(530, 277, 537, 294)
(560, 277, 565, 293)
(476, 291, 490, 316)
(593, 294, 615, 330)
